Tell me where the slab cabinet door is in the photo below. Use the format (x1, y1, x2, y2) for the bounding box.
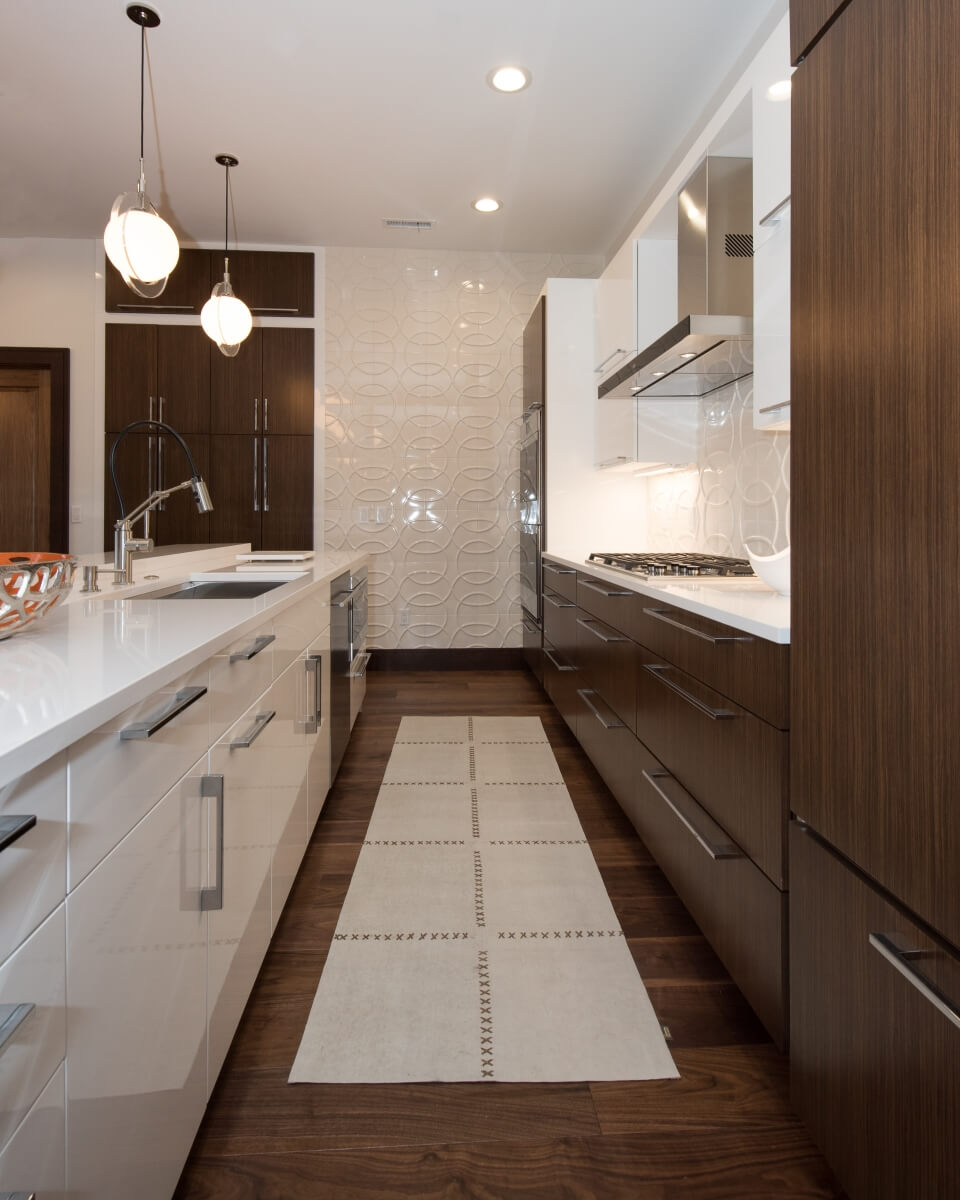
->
(66, 764, 209, 1200)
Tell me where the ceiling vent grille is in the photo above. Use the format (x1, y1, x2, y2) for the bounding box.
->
(724, 232, 753, 258)
(383, 218, 436, 230)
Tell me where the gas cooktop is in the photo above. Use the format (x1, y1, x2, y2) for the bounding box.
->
(586, 551, 756, 579)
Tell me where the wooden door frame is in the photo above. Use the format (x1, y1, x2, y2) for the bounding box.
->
(0, 347, 70, 551)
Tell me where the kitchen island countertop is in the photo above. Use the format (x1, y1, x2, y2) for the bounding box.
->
(0, 546, 369, 788)
(543, 550, 790, 644)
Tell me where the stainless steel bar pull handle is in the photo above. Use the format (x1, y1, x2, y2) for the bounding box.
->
(577, 689, 625, 729)
(253, 439, 259, 512)
(543, 562, 575, 575)
(576, 617, 628, 644)
(330, 590, 353, 607)
(542, 591, 574, 609)
(580, 579, 632, 598)
(869, 933, 960, 1032)
(543, 647, 574, 672)
(0, 1190, 38, 1199)
(350, 651, 371, 679)
(120, 686, 207, 740)
(643, 607, 754, 645)
(230, 709, 276, 749)
(0, 814, 37, 853)
(263, 397, 269, 432)
(595, 346, 630, 373)
(641, 769, 742, 860)
(521, 619, 539, 635)
(0, 1003, 35, 1054)
(303, 654, 322, 733)
(643, 664, 737, 720)
(199, 775, 224, 912)
(262, 438, 269, 512)
(230, 634, 275, 663)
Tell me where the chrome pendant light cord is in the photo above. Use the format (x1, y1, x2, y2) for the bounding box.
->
(137, 23, 146, 199)
(224, 159, 229, 257)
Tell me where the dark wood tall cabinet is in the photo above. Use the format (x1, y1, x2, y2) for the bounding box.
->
(790, 0, 960, 1194)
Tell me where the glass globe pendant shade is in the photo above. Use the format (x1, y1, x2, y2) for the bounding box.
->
(201, 271, 253, 358)
(104, 189, 180, 299)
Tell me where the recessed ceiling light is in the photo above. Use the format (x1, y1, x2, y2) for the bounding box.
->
(767, 79, 792, 101)
(473, 197, 501, 213)
(488, 66, 531, 93)
(652, 371, 666, 378)
(680, 352, 697, 360)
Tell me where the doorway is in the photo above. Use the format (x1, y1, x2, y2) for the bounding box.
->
(0, 348, 69, 552)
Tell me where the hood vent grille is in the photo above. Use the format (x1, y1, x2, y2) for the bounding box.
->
(383, 218, 435, 230)
(724, 233, 753, 257)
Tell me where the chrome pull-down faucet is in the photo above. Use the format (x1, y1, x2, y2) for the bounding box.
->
(100, 420, 214, 587)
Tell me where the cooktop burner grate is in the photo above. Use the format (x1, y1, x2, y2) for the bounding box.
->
(586, 551, 755, 578)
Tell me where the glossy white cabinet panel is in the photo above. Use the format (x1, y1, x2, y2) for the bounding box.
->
(752, 17, 792, 228)
(0, 752, 66, 965)
(267, 663, 313, 931)
(272, 589, 328, 676)
(66, 765, 208, 1200)
(595, 237, 635, 382)
(67, 663, 211, 890)
(207, 623, 275, 744)
(307, 636, 332, 828)
(0, 905, 65, 1152)
(207, 707, 275, 1090)
(0, 1060, 65, 1200)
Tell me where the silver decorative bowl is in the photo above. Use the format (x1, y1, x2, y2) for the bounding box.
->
(0, 553, 78, 640)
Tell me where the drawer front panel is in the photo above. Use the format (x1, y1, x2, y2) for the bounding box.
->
(542, 588, 577, 654)
(68, 664, 211, 889)
(575, 688, 638, 814)
(543, 639, 580, 741)
(637, 652, 787, 886)
(271, 589, 326, 676)
(625, 743, 786, 1047)
(0, 752, 66, 966)
(0, 905, 66, 1151)
(576, 573, 636, 632)
(0, 1060, 65, 1197)
(630, 600, 789, 728)
(208, 624, 275, 741)
(541, 558, 577, 603)
(576, 611, 637, 732)
(791, 824, 960, 1200)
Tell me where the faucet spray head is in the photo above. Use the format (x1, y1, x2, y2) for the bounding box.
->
(191, 476, 214, 514)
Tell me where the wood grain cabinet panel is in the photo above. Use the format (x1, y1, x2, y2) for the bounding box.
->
(575, 609, 637, 734)
(260, 436, 314, 551)
(542, 588, 577, 651)
(790, 824, 960, 1200)
(105, 247, 212, 314)
(576, 573, 635, 630)
(625, 738, 786, 1049)
(637, 650, 788, 887)
(216, 250, 314, 317)
(791, 0, 960, 950)
(789, 0, 852, 64)
(542, 637, 580, 742)
(541, 558, 577, 603)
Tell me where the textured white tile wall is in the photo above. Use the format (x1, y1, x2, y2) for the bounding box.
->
(323, 248, 602, 649)
(645, 378, 790, 556)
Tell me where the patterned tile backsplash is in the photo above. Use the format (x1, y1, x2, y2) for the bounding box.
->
(324, 249, 790, 649)
(323, 247, 602, 649)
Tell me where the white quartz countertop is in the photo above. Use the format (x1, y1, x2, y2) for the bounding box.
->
(0, 546, 369, 788)
(543, 551, 791, 645)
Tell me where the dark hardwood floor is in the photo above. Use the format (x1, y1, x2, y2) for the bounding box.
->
(174, 670, 842, 1200)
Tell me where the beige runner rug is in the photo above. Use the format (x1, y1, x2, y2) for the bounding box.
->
(289, 716, 678, 1083)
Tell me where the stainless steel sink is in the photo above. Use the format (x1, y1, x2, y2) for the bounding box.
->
(133, 579, 287, 600)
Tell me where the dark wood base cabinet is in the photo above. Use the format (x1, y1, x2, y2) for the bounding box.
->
(790, 823, 960, 1200)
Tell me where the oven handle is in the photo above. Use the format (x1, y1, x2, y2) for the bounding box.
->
(350, 651, 371, 679)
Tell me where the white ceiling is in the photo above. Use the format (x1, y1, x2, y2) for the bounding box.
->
(1, 0, 784, 257)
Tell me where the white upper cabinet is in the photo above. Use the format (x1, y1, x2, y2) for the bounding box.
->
(752, 16, 792, 431)
(594, 238, 636, 385)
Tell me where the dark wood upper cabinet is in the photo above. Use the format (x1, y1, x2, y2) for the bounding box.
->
(789, 0, 853, 64)
(105, 248, 212, 314)
(216, 251, 314, 317)
(210, 327, 314, 436)
(105, 325, 209, 434)
(105, 324, 157, 431)
(791, 0, 960, 952)
(260, 436, 314, 550)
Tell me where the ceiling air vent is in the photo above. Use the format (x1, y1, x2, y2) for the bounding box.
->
(383, 218, 436, 231)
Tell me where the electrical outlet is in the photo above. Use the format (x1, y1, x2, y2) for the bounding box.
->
(399, 610, 410, 627)
(71, 505, 82, 523)
(358, 507, 369, 523)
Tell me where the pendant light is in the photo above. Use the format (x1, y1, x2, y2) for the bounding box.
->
(103, 5, 180, 298)
(201, 155, 253, 358)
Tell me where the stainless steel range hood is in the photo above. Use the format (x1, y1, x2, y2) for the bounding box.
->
(599, 157, 753, 401)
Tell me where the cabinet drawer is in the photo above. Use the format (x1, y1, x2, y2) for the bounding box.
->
(629, 599, 789, 728)
(0, 905, 66, 1152)
(543, 639, 580, 741)
(0, 753, 66, 965)
(637, 651, 787, 886)
(575, 688, 638, 813)
(272, 588, 326, 675)
(67, 664, 210, 889)
(541, 558, 577, 603)
(576, 573, 636, 632)
(625, 743, 786, 1048)
(791, 823, 960, 1199)
(208, 624, 276, 740)
(576, 610, 637, 732)
(542, 588, 577, 653)
(0, 1060, 65, 1197)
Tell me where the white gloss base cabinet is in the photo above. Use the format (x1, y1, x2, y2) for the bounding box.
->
(0, 1062, 66, 1200)
(66, 765, 209, 1200)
